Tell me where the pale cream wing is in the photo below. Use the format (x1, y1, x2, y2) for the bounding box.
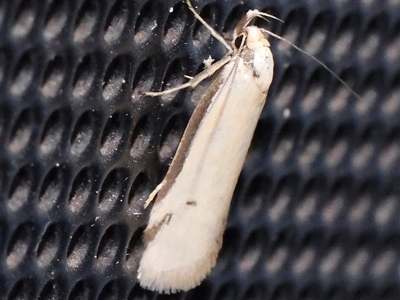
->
(138, 46, 273, 293)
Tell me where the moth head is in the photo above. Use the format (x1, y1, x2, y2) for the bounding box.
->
(233, 9, 280, 50)
(233, 25, 270, 54)
(246, 26, 271, 48)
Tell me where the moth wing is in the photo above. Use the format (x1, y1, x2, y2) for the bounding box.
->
(138, 51, 273, 293)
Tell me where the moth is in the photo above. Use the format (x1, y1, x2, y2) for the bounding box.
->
(137, 1, 275, 294)
(137, 0, 360, 294)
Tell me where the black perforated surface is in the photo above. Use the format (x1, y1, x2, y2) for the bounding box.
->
(0, 0, 400, 299)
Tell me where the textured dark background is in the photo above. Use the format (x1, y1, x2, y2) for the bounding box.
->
(1, 0, 400, 299)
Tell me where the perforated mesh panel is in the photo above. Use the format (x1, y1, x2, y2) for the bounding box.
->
(1, 0, 400, 299)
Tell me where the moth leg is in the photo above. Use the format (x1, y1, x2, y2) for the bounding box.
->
(144, 1, 235, 97)
(144, 182, 165, 208)
(145, 55, 232, 96)
(203, 55, 214, 69)
(185, 0, 232, 52)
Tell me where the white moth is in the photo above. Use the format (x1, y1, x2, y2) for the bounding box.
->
(137, 2, 275, 294)
(136, 0, 364, 293)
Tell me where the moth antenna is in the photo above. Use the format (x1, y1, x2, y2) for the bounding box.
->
(260, 28, 362, 101)
(185, 0, 232, 52)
